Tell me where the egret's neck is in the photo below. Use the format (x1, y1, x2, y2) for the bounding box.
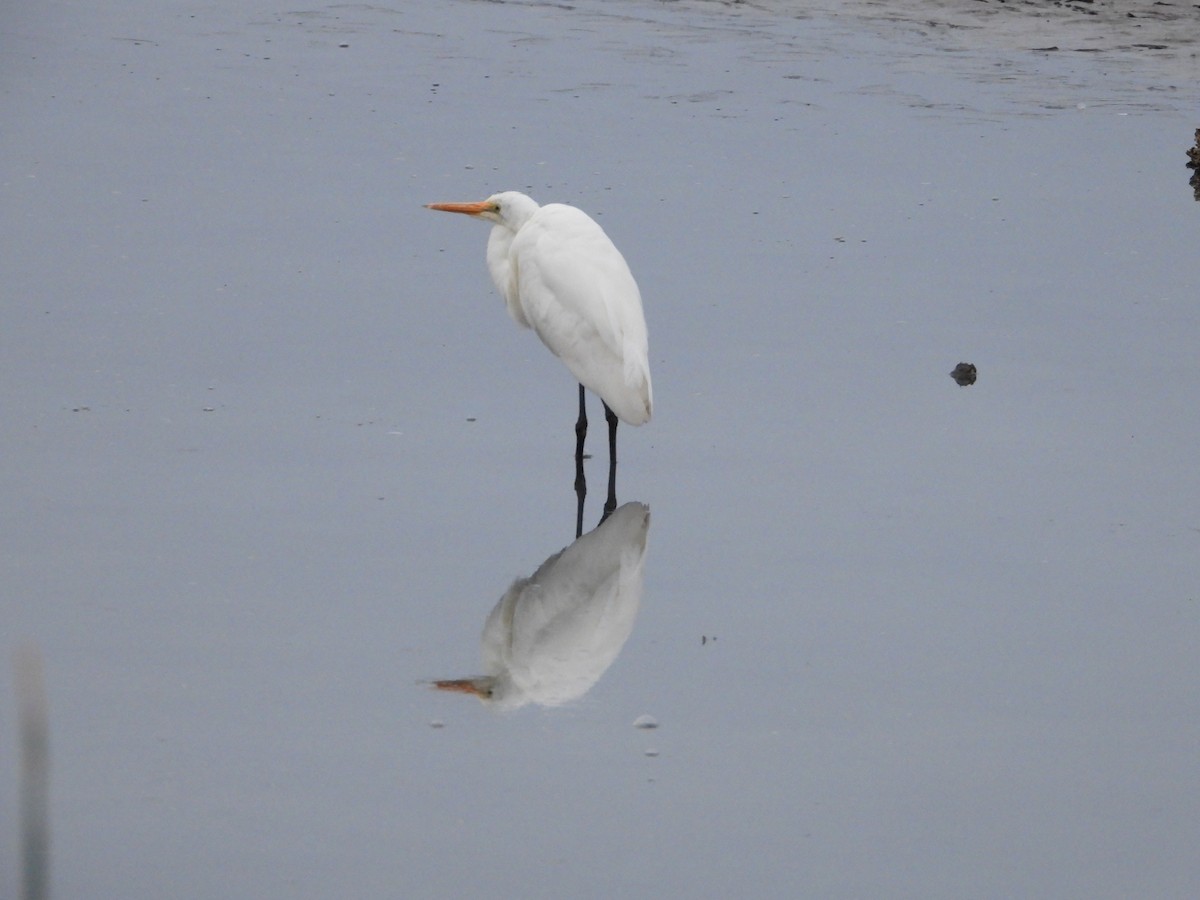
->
(483, 192, 540, 327)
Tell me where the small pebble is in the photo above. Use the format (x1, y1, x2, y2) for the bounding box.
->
(949, 362, 977, 386)
(633, 714, 658, 730)
(429, 720, 445, 729)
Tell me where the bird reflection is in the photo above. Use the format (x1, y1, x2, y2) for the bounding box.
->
(434, 501, 650, 711)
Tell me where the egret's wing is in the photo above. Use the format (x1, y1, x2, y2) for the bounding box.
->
(511, 205, 651, 423)
(513, 208, 629, 359)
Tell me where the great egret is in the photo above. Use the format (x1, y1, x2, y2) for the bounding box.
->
(425, 192, 652, 517)
(433, 501, 650, 710)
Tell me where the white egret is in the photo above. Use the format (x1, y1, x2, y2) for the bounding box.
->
(433, 501, 650, 710)
(425, 192, 653, 491)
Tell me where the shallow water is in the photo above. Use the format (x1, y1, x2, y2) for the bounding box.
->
(3, 1, 1198, 897)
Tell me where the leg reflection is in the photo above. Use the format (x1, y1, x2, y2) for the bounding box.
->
(574, 385, 587, 539)
(602, 402, 618, 523)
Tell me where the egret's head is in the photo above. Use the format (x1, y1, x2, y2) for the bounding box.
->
(425, 191, 539, 230)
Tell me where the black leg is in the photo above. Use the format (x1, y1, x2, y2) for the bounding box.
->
(574, 384, 587, 461)
(602, 402, 618, 522)
(574, 385, 587, 539)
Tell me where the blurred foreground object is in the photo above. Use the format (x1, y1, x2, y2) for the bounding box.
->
(14, 644, 50, 900)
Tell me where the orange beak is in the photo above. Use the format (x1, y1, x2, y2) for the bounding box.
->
(425, 200, 494, 216)
(432, 678, 487, 696)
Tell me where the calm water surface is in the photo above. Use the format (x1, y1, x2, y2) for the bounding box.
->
(2, 1, 1198, 897)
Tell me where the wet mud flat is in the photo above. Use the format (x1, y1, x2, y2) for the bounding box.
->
(762, 0, 1200, 52)
(747, 0, 1200, 88)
